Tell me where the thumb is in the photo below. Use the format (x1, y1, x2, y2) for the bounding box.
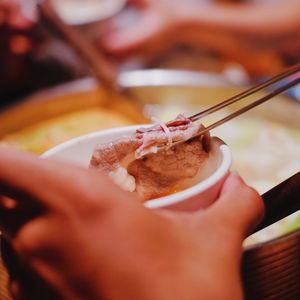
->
(208, 173, 265, 240)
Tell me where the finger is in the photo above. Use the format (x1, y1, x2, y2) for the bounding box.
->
(0, 146, 128, 210)
(0, 146, 68, 208)
(8, 11, 33, 29)
(0, 0, 32, 29)
(102, 11, 166, 56)
(208, 173, 265, 239)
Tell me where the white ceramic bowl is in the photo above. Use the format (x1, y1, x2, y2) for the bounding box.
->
(42, 125, 232, 211)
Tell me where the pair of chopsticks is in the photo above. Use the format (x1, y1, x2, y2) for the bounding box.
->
(189, 63, 300, 134)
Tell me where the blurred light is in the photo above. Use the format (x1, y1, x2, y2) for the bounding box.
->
(222, 62, 250, 86)
(9, 35, 32, 55)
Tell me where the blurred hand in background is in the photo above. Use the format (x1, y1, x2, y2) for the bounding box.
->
(0, 0, 36, 104)
(101, 0, 300, 76)
(0, 0, 77, 105)
(0, 0, 34, 30)
(1, 0, 299, 103)
(0, 0, 35, 56)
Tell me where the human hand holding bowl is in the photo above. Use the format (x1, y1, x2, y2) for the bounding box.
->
(0, 145, 263, 300)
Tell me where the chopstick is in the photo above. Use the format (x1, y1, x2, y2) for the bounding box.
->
(189, 66, 300, 136)
(252, 172, 300, 234)
(189, 63, 300, 122)
(38, 0, 119, 91)
(199, 77, 300, 135)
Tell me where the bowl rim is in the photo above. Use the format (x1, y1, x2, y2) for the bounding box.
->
(145, 140, 231, 209)
(42, 125, 232, 209)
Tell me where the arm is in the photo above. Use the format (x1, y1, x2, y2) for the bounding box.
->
(179, 1, 300, 37)
(101, 0, 300, 75)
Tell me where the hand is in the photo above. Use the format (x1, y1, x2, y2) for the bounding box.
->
(0, 0, 33, 30)
(0, 146, 264, 300)
(101, 0, 186, 59)
(101, 0, 300, 76)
